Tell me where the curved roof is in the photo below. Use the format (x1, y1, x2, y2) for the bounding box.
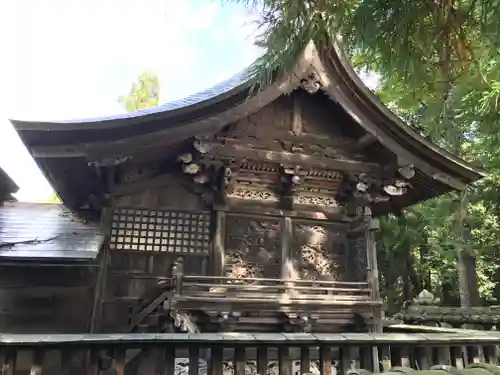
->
(12, 69, 252, 130)
(0, 167, 18, 203)
(10, 39, 486, 213)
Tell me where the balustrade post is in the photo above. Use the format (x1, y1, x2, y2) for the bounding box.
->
(235, 347, 246, 375)
(415, 346, 433, 370)
(359, 346, 375, 372)
(279, 346, 292, 375)
(86, 349, 99, 375)
(451, 346, 465, 369)
(484, 345, 498, 364)
(30, 350, 46, 375)
(188, 347, 199, 375)
(339, 345, 353, 375)
(1, 349, 17, 375)
(165, 346, 176, 375)
(256, 346, 268, 375)
(437, 346, 452, 366)
(113, 348, 126, 375)
(173, 257, 184, 297)
(209, 346, 223, 375)
(300, 347, 311, 375)
(319, 346, 333, 375)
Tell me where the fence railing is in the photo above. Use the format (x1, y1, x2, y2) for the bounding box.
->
(1, 332, 500, 375)
(176, 276, 373, 303)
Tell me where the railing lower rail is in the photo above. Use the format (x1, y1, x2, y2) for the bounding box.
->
(1, 332, 500, 375)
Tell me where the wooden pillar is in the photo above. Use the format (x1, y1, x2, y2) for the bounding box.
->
(367, 217, 382, 331)
(89, 206, 112, 333)
(281, 217, 293, 279)
(212, 210, 226, 276)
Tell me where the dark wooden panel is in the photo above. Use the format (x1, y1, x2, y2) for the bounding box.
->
(0, 262, 98, 333)
(0, 286, 92, 311)
(0, 313, 90, 333)
(0, 264, 97, 287)
(99, 301, 131, 333)
(291, 220, 348, 282)
(224, 214, 282, 279)
(114, 175, 204, 212)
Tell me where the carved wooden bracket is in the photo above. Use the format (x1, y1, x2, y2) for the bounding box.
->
(300, 66, 323, 94)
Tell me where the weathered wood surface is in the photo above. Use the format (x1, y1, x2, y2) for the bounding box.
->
(0, 202, 103, 260)
(0, 332, 500, 375)
(0, 263, 98, 333)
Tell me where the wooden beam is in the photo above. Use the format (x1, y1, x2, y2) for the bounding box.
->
(212, 211, 225, 277)
(281, 217, 292, 279)
(113, 174, 173, 197)
(356, 133, 376, 149)
(214, 203, 351, 222)
(432, 172, 467, 191)
(366, 218, 382, 333)
(205, 143, 381, 173)
(291, 95, 303, 136)
(32, 145, 86, 158)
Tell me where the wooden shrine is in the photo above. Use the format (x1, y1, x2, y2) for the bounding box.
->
(8, 40, 485, 336)
(0, 167, 102, 333)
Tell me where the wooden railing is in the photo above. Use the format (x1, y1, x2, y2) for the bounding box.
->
(127, 275, 376, 332)
(176, 276, 373, 304)
(1, 332, 500, 375)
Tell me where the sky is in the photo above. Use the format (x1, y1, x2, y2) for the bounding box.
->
(4, 0, 378, 202)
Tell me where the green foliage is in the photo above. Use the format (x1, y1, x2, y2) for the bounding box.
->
(235, 0, 500, 90)
(373, 44, 500, 309)
(232, 0, 500, 309)
(118, 71, 160, 112)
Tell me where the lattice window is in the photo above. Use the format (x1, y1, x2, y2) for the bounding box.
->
(109, 208, 210, 254)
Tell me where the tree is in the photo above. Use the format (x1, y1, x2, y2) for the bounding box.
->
(237, 0, 500, 90)
(232, 0, 500, 309)
(118, 71, 160, 112)
(371, 49, 500, 309)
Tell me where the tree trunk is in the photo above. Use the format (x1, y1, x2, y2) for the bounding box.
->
(456, 190, 481, 307)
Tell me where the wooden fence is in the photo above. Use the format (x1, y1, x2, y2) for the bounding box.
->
(1, 332, 500, 375)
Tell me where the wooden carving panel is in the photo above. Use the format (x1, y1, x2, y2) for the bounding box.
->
(347, 233, 368, 282)
(109, 208, 210, 255)
(224, 215, 282, 279)
(291, 221, 346, 281)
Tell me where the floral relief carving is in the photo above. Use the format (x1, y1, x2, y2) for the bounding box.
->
(293, 194, 338, 207)
(292, 223, 345, 281)
(224, 216, 282, 279)
(227, 187, 279, 203)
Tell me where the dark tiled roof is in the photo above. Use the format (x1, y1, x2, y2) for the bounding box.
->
(0, 202, 103, 260)
(0, 167, 18, 202)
